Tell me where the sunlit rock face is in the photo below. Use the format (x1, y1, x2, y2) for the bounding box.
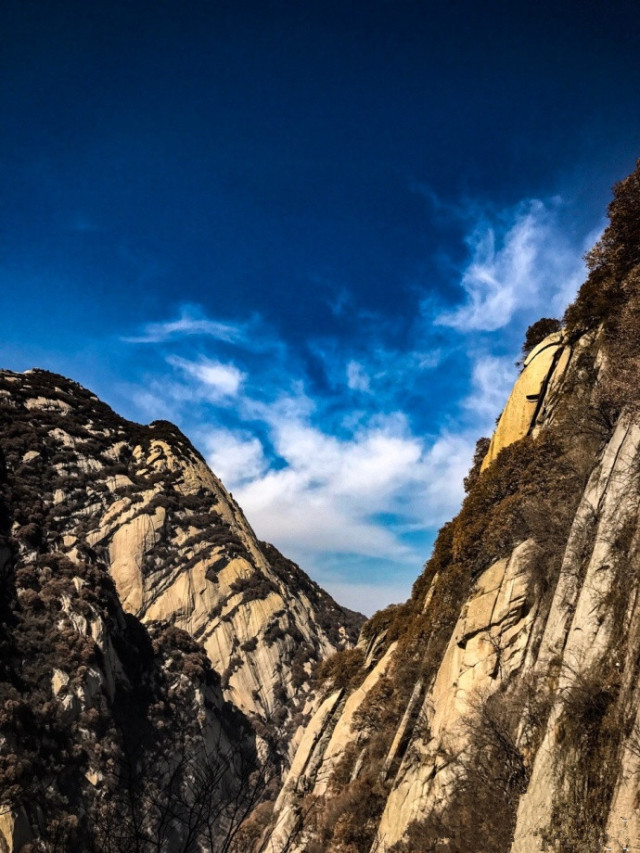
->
(481, 330, 569, 471)
(0, 368, 363, 849)
(263, 320, 640, 852)
(0, 368, 362, 728)
(263, 159, 640, 852)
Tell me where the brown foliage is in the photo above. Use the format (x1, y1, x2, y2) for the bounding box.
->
(521, 317, 561, 359)
(541, 663, 623, 852)
(564, 159, 640, 336)
(316, 647, 365, 692)
(305, 776, 387, 853)
(391, 690, 531, 853)
(462, 436, 490, 493)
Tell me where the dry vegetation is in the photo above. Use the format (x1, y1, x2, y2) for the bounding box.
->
(4, 160, 640, 852)
(300, 161, 640, 852)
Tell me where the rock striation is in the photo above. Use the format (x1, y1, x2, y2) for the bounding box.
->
(262, 160, 640, 852)
(0, 461, 257, 852)
(0, 368, 362, 850)
(0, 369, 361, 726)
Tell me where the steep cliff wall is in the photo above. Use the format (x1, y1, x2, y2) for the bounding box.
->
(263, 324, 587, 852)
(263, 161, 640, 853)
(0, 369, 361, 732)
(0, 461, 258, 852)
(0, 369, 363, 850)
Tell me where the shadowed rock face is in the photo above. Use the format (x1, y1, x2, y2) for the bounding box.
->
(0, 368, 363, 850)
(0, 434, 257, 852)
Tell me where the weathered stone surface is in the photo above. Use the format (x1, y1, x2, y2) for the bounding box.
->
(264, 643, 398, 853)
(265, 532, 540, 851)
(51, 668, 70, 696)
(374, 540, 540, 848)
(107, 505, 166, 612)
(265, 690, 344, 853)
(510, 418, 640, 852)
(0, 367, 362, 740)
(0, 525, 253, 851)
(313, 642, 398, 797)
(482, 331, 569, 470)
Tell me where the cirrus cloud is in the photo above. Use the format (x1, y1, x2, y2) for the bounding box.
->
(167, 355, 246, 400)
(119, 192, 602, 613)
(435, 198, 592, 332)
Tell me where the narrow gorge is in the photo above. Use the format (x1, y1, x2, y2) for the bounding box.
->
(3, 160, 640, 853)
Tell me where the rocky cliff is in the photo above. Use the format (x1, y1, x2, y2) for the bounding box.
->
(0, 369, 361, 724)
(262, 162, 640, 852)
(0, 368, 362, 850)
(5, 162, 640, 852)
(0, 449, 258, 852)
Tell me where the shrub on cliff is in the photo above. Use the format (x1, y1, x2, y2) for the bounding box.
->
(565, 159, 640, 335)
(520, 317, 561, 360)
(316, 647, 365, 692)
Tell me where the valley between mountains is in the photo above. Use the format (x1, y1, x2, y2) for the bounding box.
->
(4, 161, 640, 852)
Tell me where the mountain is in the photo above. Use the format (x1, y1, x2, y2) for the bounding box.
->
(263, 161, 640, 852)
(0, 368, 363, 851)
(5, 160, 640, 853)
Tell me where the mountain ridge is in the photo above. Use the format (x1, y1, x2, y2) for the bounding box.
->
(4, 159, 640, 852)
(0, 366, 363, 850)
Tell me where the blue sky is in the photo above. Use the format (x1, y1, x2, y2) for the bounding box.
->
(2, 1, 640, 613)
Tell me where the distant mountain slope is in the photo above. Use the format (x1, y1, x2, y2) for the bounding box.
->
(0, 368, 362, 728)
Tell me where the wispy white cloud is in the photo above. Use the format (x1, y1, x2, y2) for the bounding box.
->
(346, 360, 371, 392)
(167, 355, 246, 400)
(230, 404, 473, 565)
(463, 355, 517, 423)
(327, 286, 352, 317)
(198, 428, 267, 485)
(121, 303, 477, 612)
(417, 431, 476, 525)
(549, 221, 606, 315)
(436, 199, 589, 332)
(311, 340, 443, 402)
(314, 580, 411, 616)
(123, 304, 248, 344)
(119, 194, 600, 615)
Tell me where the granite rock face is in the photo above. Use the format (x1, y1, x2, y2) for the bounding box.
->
(0, 480, 256, 852)
(0, 368, 362, 850)
(0, 369, 361, 726)
(264, 316, 640, 852)
(481, 330, 569, 470)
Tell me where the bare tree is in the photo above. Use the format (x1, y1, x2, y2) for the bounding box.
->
(86, 725, 278, 853)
